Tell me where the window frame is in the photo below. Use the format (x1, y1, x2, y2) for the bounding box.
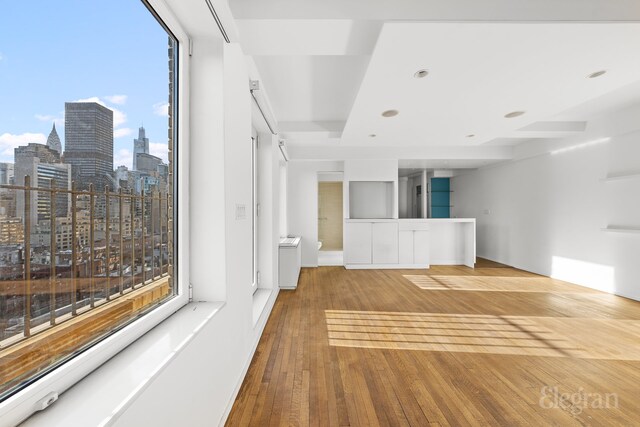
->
(0, 1, 190, 424)
(251, 134, 258, 294)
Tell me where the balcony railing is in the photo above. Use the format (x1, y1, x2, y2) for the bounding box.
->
(0, 175, 172, 348)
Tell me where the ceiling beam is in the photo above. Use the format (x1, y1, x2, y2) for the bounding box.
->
(236, 20, 381, 55)
(230, 0, 640, 21)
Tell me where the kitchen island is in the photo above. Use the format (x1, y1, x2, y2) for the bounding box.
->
(344, 218, 475, 269)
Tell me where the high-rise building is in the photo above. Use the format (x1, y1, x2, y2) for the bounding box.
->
(0, 217, 24, 245)
(0, 163, 16, 217)
(64, 102, 114, 191)
(136, 153, 163, 174)
(14, 143, 71, 230)
(133, 126, 149, 171)
(0, 163, 14, 185)
(46, 123, 62, 154)
(14, 143, 60, 166)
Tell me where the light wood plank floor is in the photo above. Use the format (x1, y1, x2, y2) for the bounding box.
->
(227, 260, 640, 426)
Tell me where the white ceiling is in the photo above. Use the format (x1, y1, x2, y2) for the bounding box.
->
(230, 0, 640, 21)
(399, 158, 498, 172)
(252, 55, 369, 122)
(230, 0, 640, 166)
(342, 23, 640, 146)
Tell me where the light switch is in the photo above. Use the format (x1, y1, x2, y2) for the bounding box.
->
(236, 204, 246, 220)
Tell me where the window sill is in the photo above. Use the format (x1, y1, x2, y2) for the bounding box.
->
(252, 288, 272, 327)
(21, 301, 224, 427)
(1, 278, 172, 395)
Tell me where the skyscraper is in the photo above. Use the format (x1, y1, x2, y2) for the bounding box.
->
(46, 123, 62, 154)
(0, 163, 14, 186)
(63, 102, 114, 191)
(133, 126, 149, 171)
(136, 153, 163, 174)
(0, 162, 16, 217)
(14, 143, 71, 228)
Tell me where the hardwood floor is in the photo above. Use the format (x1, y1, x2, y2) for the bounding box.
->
(227, 260, 640, 426)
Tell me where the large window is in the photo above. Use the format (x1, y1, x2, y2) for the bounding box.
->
(0, 0, 177, 403)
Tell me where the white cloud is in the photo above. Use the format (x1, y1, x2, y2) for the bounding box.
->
(35, 114, 55, 122)
(75, 96, 102, 104)
(0, 53, 3, 61)
(114, 128, 133, 139)
(0, 132, 46, 158)
(112, 109, 127, 128)
(114, 148, 133, 169)
(35, 113, 64, 127)
(153, 102, 169, 117)
(149, 142, 169, 164)
(105, 94, 127, 105)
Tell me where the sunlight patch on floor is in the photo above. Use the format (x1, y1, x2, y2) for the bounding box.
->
(326, 310, 640, 360)
(403, 274, 598, 293)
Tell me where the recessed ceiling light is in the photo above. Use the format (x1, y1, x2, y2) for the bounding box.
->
(369, 134, 377, 138)
(588, 70, 607, 79)
(504, 111, 525, 118)
(414, 69, 429, 79)
(466, 134, 475, 138)
(382, 110, 399, 117)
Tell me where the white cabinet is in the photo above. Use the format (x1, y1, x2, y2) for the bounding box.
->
(398, 225, 430, 267)
(345, 222, 372, 264)
(398, 231, 414, 264)
(345, 221, 398, 266)
(414, 231, 430, 265)
(344, 219, 474, 269)
(372, 222, 399, 264)
(279, 237, 302, 289)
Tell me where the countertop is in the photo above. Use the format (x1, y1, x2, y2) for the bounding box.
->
(279, 236, 301, 247)
(398, 218, 476, 223)
(345, 218, 475, 223)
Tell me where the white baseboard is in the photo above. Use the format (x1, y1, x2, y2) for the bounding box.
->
(345, 264, 430, 270)
(430, 258, 465, 265)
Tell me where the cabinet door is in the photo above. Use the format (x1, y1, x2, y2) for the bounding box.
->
(398, 231, 414, 264)
(345, 222, 372, 264)
(413, 230, 430, 266)
(372, 222, 399, 264)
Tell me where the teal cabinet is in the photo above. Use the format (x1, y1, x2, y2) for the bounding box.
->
(430, 178, 451, 218)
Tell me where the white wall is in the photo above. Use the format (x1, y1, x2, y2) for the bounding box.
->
(279, 161, 288, 237)
(398, 177, 408, 218)
(318, 172, 343, 182)
(404, 172, 424, 219)
(287, 160, 343, 267)
(258, 133, 282, 289)
(114, 39, 281, 427)
(349, 181, 394, 219)
(343, 159, 399, 220)
(453, 106, 640, 300)
(189, 36, 227, 301)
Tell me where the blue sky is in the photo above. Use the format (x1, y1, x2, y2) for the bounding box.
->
(0, 0, 172, 168)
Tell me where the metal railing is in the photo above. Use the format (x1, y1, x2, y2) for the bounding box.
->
(0, 176, 171, 346)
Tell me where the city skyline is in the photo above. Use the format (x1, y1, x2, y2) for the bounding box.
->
(0, 1, 171, 168)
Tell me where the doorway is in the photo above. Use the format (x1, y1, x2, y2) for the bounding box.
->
(318, 177, 343, 266)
